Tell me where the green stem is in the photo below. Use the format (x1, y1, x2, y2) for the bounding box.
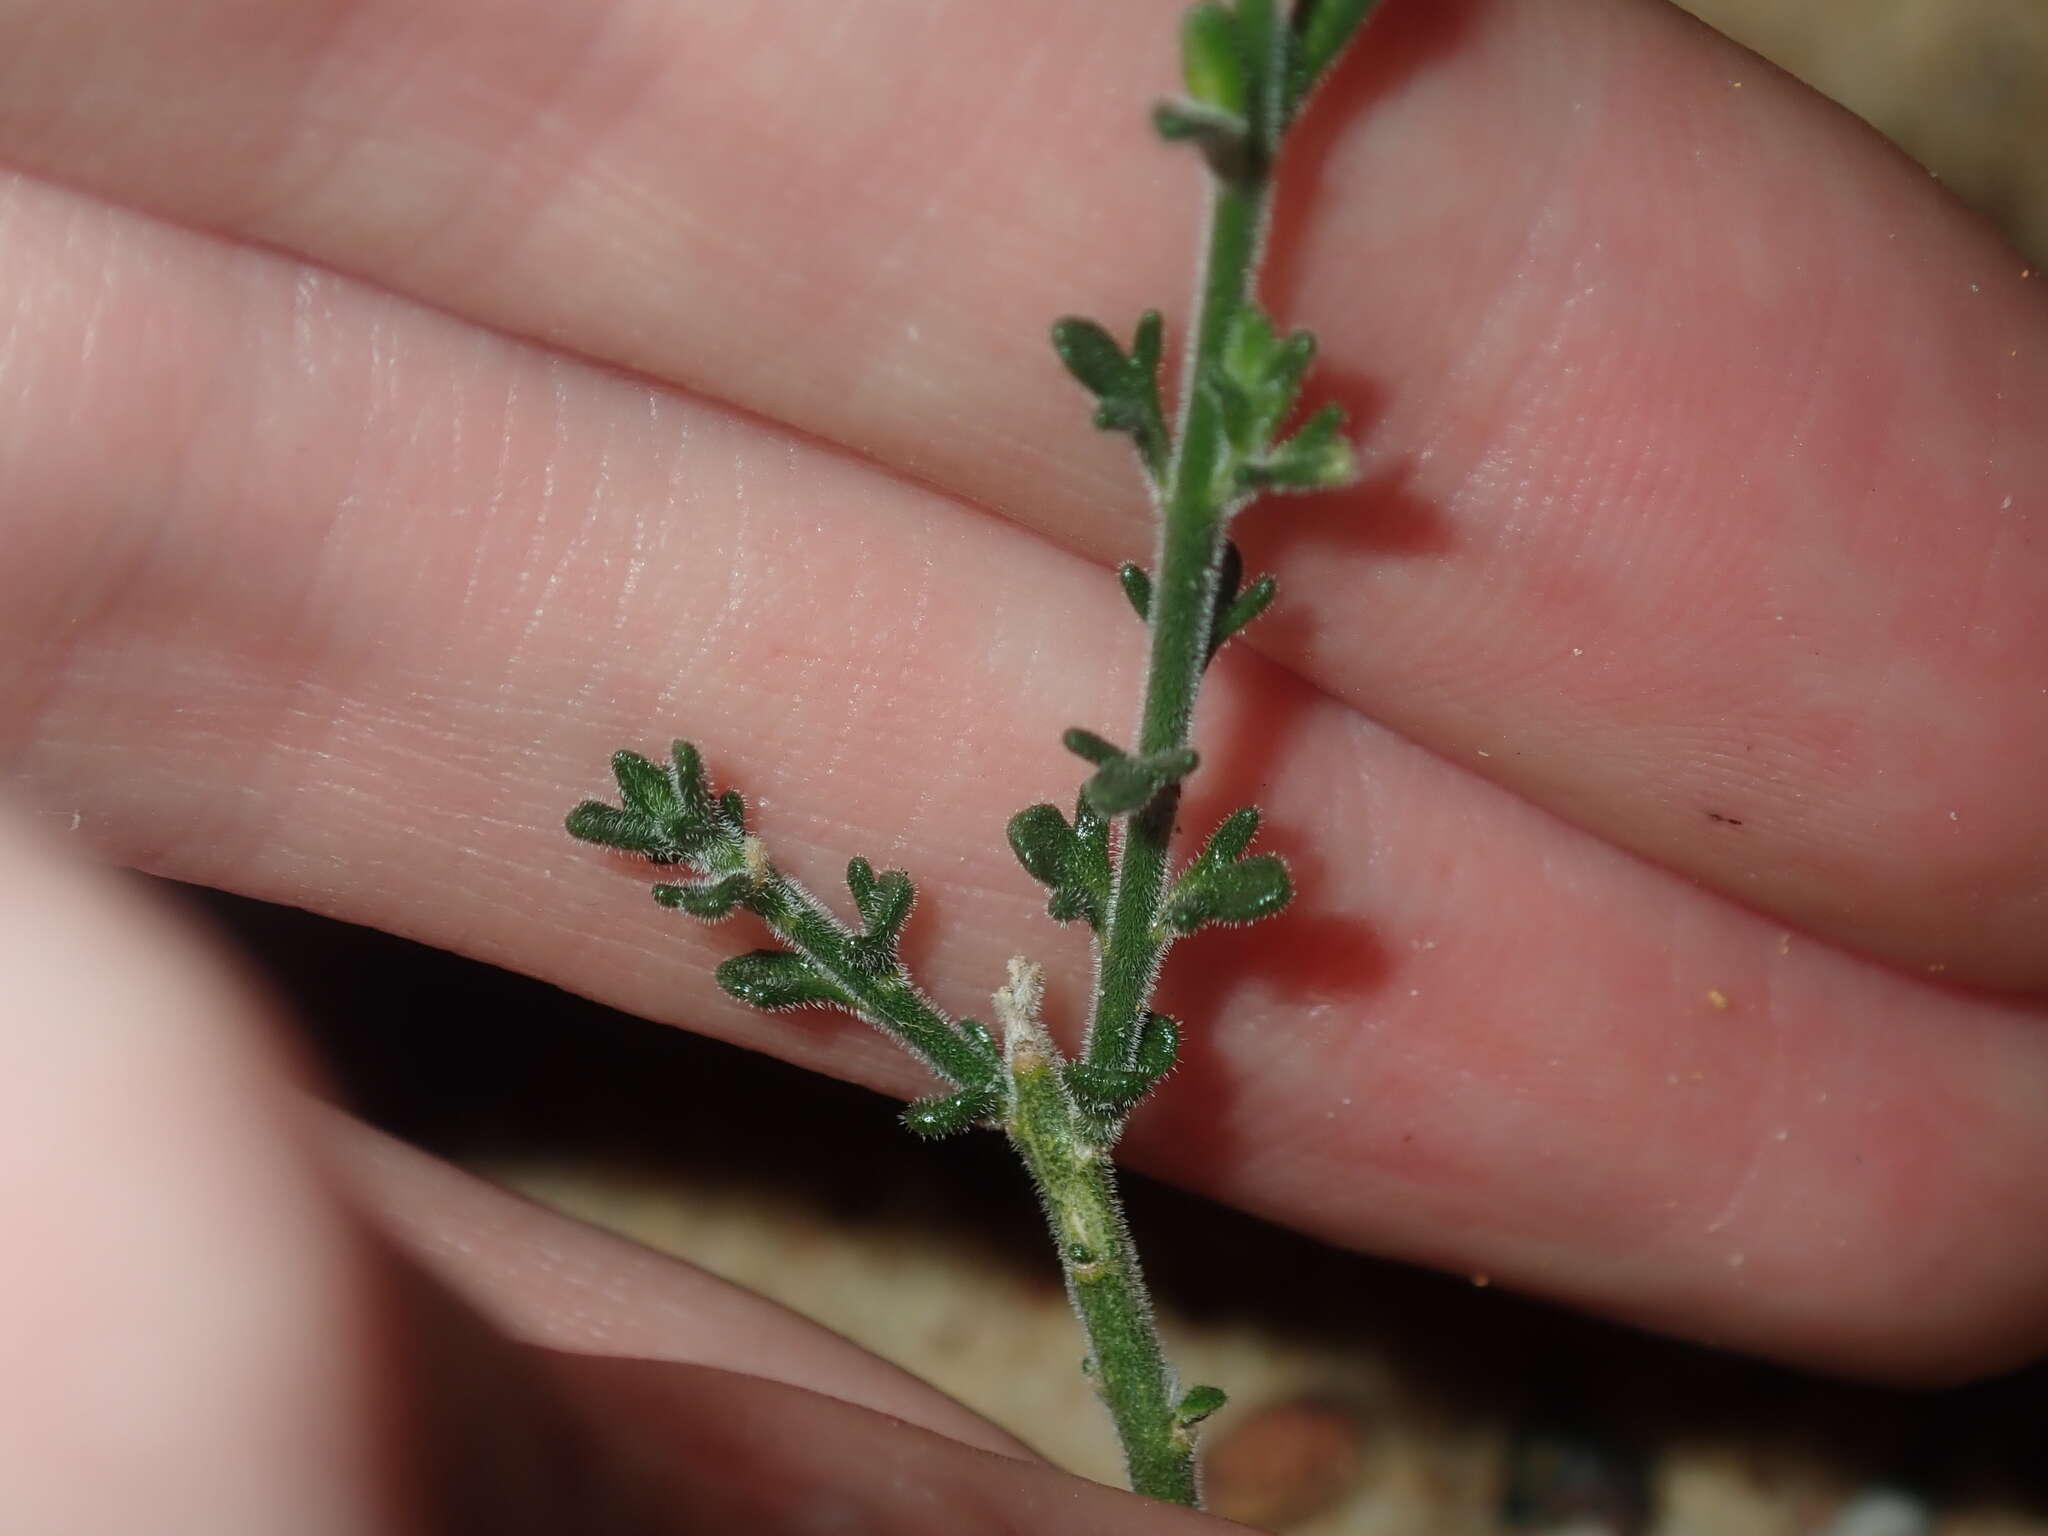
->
(1001, 964, 1198, 1505)
(747, 872, 997, 1088)
(1086, 172, 1270, 1080)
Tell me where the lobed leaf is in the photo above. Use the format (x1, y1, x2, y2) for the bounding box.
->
(651, 869, 758, 920)
(1051, 313, 1170, 480)
(566, 740, 745, 866)
(1217, 308, 1315, 453)
(1162, 853, 1291, 933)
(901, 1084, 1002, 1139)
(847, 857, 915, 949)
(611, 748, 677, 822)
(1237, 400, 1357, 492)
(1066, 1013, 1180, 1116)
(1083, 746, 1200, 817)
(714, 950, 855, 1012)
(1008, 799, 1113, 930)
(1175, 1385, 1229, 1427)
(1160, 806, 1293, 936)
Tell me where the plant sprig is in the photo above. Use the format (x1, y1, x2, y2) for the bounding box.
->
(568, 0, 1377, 1508)
(568, 743, 1003, 1134)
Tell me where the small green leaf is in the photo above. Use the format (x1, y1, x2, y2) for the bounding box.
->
(1200, 805, 1261, 867)
(1084, 756, 1165, 816)
(1133, 1011, 1181, 1082)
(1062, 727, 1125, 767)
(1238, 400, 1357, 492)
(610, 749, 677, 822)
(1066, 1062, 1148, 1115)
(1082, 746, 1199, 817)
(714, 950, 854, 1012)
(845, 854, 877, 913)
(1217, 308, 1315, 450)
(1008, 803, 1077, 887)
(564, 800, 656, 855)
(1181, 3, 1248, 118)
(1221, 305, 1280, 385)
(901, 1085, 1000, 1139)
(1286, 0, 1378, 122)
(958, 1017, 1001, 1075)
(1152, 98, 1251, 182)
(669, 739, 710, 797)
(1131, 309, 1164, 375)
(1067, 1012, 1182, 1116)
(1051, 313, 1170, 480)
(1160, 807, 1292, 936)
(568, 740, 747, 867)
(1162, 853, 1291, 933)
(1213, 573, 1278, 652)
(847, 859, 914, 947)
(1118, 562, 1152, 622)
(1046, 886, 1093, 924)
(1050, 317, 1128, 398)
(1233, 0, 1281, 128)
(1008, 800, 1112, 929)
(1201, 540, 1245, 663)
(1175, 1384, 1228, 1427)
(651, 869, 757, 920)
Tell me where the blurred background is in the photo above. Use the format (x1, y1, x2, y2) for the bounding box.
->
(1683, 0, 2047, 267)
(184, 4, 2047, 1533)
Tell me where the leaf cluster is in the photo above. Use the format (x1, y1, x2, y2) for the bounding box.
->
(1008, 797, 1112, 929)
(569, 741, 1004, 1134)
(1157, 0, 1380, 179)
(1118, 541, 1277, 669)
(566, 742, 752, 888)
(1208, 307, 1357, 498)
(1051, 311, 1170, 483)
(1061, 728, 1201, 818)
(1159, 807, 1291, 936)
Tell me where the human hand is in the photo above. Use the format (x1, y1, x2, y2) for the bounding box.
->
(0, 0, 2043, 1467)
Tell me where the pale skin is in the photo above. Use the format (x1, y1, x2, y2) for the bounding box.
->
(0, 0, 2044, 1527)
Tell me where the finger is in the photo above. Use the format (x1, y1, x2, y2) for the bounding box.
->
(542, 1355, 1235, 1536)
(2, 179, 2044, 1380)
(0, 806, 420, 1533)
(0, 0, 2040, 983)
(0, 811, 1221, 1533)
(327, 1112, 1032, 1461)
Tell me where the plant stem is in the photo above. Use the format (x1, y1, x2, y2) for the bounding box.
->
(746, 870, 997, 1088)
(1000, 962, 1198, 1505)
(1085, 172, 1270, 1082)
(1032, 169, 1276, 1510)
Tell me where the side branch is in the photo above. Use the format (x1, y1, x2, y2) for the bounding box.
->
(567, 743, 1002, 1125)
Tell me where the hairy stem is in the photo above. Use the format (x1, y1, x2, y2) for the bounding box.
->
(1000, 962, 1198, 1504)
(745, 871, 997, 1088)
(571, 3, 1376, 1512)
(1085, 175, 1268, 1081)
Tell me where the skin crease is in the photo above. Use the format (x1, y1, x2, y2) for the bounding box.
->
(0, 0, 2044, 1517)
